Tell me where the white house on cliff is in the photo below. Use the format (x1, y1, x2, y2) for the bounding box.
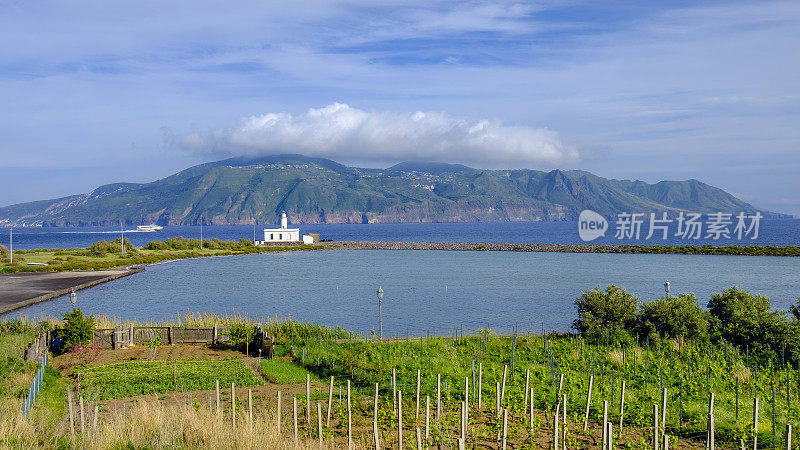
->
(258, 212, 315, 244)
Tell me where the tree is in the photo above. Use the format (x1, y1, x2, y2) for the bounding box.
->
(60, 308, 95, 351)
(573, 285, 638, 341)
(637, 293, 709, 342)
(708, 286, 791, 360)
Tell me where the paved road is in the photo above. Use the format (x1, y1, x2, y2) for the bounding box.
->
(0, 269, 142, 315)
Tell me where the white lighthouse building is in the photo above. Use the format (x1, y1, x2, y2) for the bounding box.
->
(262, 212, 300, 243)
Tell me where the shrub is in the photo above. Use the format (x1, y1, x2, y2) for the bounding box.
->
(144, 240, 169, 250)
(637, 294, 709, 343)
(224, 323, 256, 354)
(60, 309, 95, 351)
(708, 287, 791, 360)
(0, 244, 8, 263)
(573, 285, 638, 341)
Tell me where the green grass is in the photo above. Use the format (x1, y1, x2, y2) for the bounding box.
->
(76, 359, 264, 401)
(259, 358, 321, 384)
(0, 240, 320, 273)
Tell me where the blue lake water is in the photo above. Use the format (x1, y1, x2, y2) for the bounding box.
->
(6, 250, 799, 335)
(2, 219, 800, 250)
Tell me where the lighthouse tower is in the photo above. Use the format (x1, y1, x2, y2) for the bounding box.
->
(261, 211, 300, 243)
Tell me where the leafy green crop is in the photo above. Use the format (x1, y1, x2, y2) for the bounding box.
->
(76, 359, 262, 401)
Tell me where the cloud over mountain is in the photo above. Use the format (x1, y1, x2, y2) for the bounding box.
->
(177, 103, 578, 167)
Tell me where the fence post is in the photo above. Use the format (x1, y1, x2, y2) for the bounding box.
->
(168, 326, 174, 345)
(67, 389, 75, 438)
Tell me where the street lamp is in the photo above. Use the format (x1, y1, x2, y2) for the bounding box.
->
(377, 286, 383, 342)
(664, 280, 670, 298)
(69, 289, 77, 310)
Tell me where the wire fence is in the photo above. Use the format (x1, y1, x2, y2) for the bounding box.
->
(21, 352, 47, 416)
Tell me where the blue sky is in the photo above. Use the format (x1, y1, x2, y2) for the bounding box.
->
(1, 0, 798, 215)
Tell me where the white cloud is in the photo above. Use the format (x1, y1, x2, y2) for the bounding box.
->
(178, 103, 578, 167)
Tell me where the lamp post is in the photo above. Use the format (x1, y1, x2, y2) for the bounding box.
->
(377, 286, 383, 342)
(69, 289, 77, 310)
(664, 280, 670, 298)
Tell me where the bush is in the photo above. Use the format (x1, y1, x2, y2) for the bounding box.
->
(573, 285, 638, 341)
(637, 294, 709, 343)
(89, 238, 136, 256)
(224, 323, 256, 354)
(60, 309, 95, 351)
(0, 244, 8, 263)
(708, 287, 791, 360)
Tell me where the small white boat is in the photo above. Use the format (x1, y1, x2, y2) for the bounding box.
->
(137, 224, 163, 232)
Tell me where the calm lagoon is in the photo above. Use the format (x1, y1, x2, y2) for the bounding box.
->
(6, 250, 799, 335)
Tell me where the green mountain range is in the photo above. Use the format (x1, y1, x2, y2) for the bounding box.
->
(0, 154, 786, 226)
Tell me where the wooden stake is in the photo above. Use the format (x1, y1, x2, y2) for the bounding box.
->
(293, 396, 298, 446)
(502, 408, 508, 450)
(277, 391, 282, 435)
(661, 387, 668, 432)
(327, 376, 334, 427)
(248, 388, 253, 426)
(373, 420, 381, 450)
(347, 379, 353, 449)
(307, 373, 311, 424)
(496, 382, 501, 416)
(425, 395, 430, 440)
(436, 374, 441, 422)
(664, 434, 669, 450)
(416, 427, 422, 450)
(707, 392, 715, 449)
(500, 365, 508, 405)
(530, 388, 535, 433)
(602, 400, 608, 450)
(374, 382, 381, 449)
(67, 389, 75, 438)
(464, 376, 469, 413)
(619, 380, 626, 433)
(607, 422, 614, 450)
(653, 404, 659, 450)
(460, 401, 466, 442)
(317, 402, 323, 447)
(524, 369, 530, 409)
(398, 390, 403, 449)
(93, 404, 98, 430)
(478, 362, 483, 408)
(753, 396, 759, 450)
(709, 412, 715, 450)
(583, 375, 594, 431)
(554, 402, 560, 450)
(215, 379, 220, 415)
(231, 382, 236, 429)
(562, 393, 568, 449)
(416, 369, 421, 420)
(393, 368, 398, 415)
(785, 424, 792, 450)
(80, 395, 85, 434)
